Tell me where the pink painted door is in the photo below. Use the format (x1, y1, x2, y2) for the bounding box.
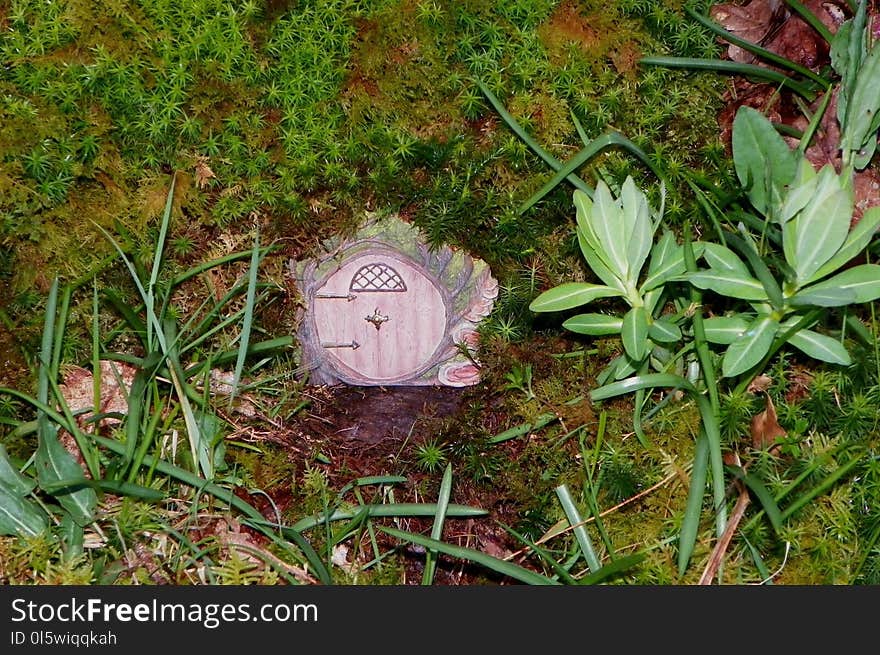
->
(312, 252, 447, 383)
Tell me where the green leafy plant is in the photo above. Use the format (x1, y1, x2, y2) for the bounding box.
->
(831, 0, 880, 170)
(502, 363, 536, 400)
(684, 106, 880, 380)
(529, 177, 693, 380)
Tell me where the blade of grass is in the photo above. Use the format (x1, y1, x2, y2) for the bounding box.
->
(678, 431, 710, 576)
(37, 278, 59, 431)
(519, 131, 664, 214)
(477, 80, 594, 197)
(163, 319, 210, 478)
(502, 522, 579, 584)
(742, 444, 863, 532)
(170, 246, 273, 288)
(555, 483, 601, 573)
(724, 232, 785, 311)
(290, 503, 487, 533)
(726, 465, 783, 533)
(422, 463, 453, 585)
(580, 434, 615, 557)
(685, 8, 831, 88)
(129, 394, 164, 484)
(578, 553, 646, 585)
(784, 0, 833, 43)
(186, 336, 294, 375)
(91, 281, 102, 436)
(47, 376, 100, 480)
(592, 373, 727, 569)
(231, 226, 261, 403)
(797, 86, 833, 156)
(40, 477, 165, 501)
(103, 288, 147, 345)
(120, 353, 162, 481)
(148, 173, 176, 350)
(489, 412, 558, 443)
(570, 109, 592, 147)
(640, 57, 818, 100)
(335, 475, 408, 500)
(743, 536, 773, 584)
(181, 287, 272, 356)
(684, 224, 720, 412)
(779, 449, 864, 521)
(379, 525, 558, 585)
(51, 284, 71, 378)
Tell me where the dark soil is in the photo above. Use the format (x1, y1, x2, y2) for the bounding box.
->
(245, 381, 545, 584)
(298, 385, 468, 447)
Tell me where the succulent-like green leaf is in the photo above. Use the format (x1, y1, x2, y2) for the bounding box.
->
(0, 486, 48, 537)
(778, 159, 818, 225)
(790, 165, 852, 283)
(35, 425, 97, 527)
(722, 315, 778, 377)
(855, 136, 878, 170)
(702, 242, 750, 276)
(732, 106, 798, 215)
(640, 231, 688, 293)
(576, 230, 624, 291)
(842, 43, 880, 159)
(622, 306, 650, 361)
(648, 318, 681, 343)
(788, 328, 852, 365)
(808, 205, 880, 284)
(792, 264, 880, 306)
(613, 353, 640, 381)
(703, 316, 750, 344)
(684, 271, 769, 301)
(563, 313, 623, 335)
(589, 181, 629, 280)
(0, 444, 35, 496)
(621, 177, 653, 283)
(575, 190, 625, 291)
(830, 19, 854, 79)
(725, 232, 785, 311)
(529, 282, 621, 313)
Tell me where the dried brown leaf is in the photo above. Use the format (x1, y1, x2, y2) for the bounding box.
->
(194, 157, 216, 189)
(747, 374, 773, 394)
(59, 361, 137, 433)
(750, 394, 787, 450)
(710, 0, 782, 63)
(852, 167, 880, 225)
(763, 12, 826, 69)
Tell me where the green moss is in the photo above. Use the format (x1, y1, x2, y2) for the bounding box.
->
(6, 0, 873, 586)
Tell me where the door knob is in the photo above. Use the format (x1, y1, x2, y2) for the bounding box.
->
(364, 308, 389, 331)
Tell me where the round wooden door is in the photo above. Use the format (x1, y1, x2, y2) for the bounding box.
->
(311, 252, 448, 384)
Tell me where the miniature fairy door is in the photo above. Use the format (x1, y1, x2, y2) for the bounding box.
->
(311, 251, 447, 384)
(292, 215, 497, 387)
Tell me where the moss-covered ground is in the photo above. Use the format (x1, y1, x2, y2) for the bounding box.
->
(1, 0, 879, 585)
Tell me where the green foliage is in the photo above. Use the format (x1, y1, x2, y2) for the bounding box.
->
(832, 1, 880, 169)
(684, 108, 880, 379)
(5, 0, 878, 587)
(531, 178, 697, 382)
(414, 439, 449, 474)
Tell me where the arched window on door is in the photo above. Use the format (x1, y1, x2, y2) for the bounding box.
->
(349, 263, 407, 292)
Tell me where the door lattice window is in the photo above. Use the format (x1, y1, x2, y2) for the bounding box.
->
(350, 263, 407, 292)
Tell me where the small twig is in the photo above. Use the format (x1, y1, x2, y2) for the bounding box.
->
(698, 484, 751, 585)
